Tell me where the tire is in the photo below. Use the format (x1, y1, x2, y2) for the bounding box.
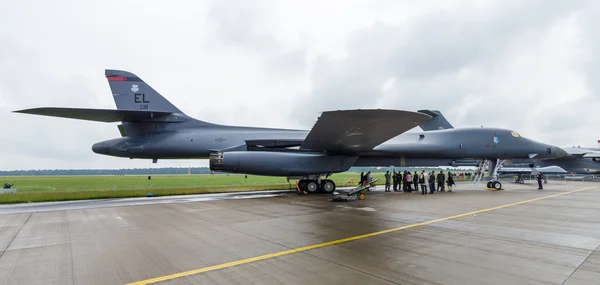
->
(306, 180, 319, 193)
(493, 181, 502, 190)
(487, 181, 492, 188)
(321, 180, 336, 193)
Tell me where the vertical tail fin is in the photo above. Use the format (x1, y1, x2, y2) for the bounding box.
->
(105, 69, 183, 113)
(417, 110, 454, 131)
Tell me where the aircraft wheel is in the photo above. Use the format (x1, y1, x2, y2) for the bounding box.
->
(305, 180, 319, 193)
(359, 193, 366, 200)
(486, 181, 492, 188)
(493, 181, 502, 190)
(321, 180, 336, 193)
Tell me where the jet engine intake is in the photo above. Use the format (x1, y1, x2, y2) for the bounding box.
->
(209, 151, 357, 176)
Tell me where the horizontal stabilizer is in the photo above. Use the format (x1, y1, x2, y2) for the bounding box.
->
(300, 109, 431, 153)
(13, 107, 173, 123)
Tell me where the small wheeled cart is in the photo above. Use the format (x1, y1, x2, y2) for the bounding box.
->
(331, 178, 378, 202)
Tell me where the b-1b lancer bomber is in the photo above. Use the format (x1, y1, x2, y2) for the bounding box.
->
(14, 70, 567, 192)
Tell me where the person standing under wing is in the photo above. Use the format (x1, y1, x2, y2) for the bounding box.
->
(413, 171, 419, 192)
(419, 170, 427, 195)
(428, 171, 436, 194)
(384, 171, 391, 192)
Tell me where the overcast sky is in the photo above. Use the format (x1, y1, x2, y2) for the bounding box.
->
(1, 0, 599, 170)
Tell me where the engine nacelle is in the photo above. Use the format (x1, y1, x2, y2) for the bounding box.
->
(209, 151, 357, 176)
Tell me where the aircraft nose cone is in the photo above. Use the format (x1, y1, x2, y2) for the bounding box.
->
(555, 146, 568, 158)
(92, 142, 109, 154)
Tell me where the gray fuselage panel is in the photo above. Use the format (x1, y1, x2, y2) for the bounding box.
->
(92, 126, 563, 163)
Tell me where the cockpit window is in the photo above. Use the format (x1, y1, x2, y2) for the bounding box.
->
(511, 131, 521, 138)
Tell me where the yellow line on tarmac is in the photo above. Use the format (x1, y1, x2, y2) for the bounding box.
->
(126, 185, 599, 285)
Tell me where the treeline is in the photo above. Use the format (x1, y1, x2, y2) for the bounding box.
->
(0, 166, 472, 176)
(0, 167, 213, 176)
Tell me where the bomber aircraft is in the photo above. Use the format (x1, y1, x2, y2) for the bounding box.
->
(418, 110, 600, 176)
(14, 70, 567, 192)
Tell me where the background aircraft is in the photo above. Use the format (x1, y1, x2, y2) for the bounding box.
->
(14, 70, 566, 192)
(418, 110, 600, 176)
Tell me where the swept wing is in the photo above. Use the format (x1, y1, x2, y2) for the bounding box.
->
(300, 109, 431, 154)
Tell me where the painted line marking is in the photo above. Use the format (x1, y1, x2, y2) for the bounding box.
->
(126, 186, 599, 285)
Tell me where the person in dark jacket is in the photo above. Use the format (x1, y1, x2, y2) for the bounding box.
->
(447, 172, 455, 192)
(428, 171, 436, 194)
(437, 171, 446, 192)
(413, 171, 419, 192)
(392, 171, 399, 191)
(536, 172, 543, 190)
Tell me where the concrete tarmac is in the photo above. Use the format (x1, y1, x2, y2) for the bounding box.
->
(0, 190, 294, 215)
(0, 180, 599, 285)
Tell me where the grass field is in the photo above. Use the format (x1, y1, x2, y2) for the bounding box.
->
(0, 171, 470, 204)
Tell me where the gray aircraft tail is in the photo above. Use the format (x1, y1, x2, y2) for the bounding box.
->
(105, 69, 182, 113)
(14, 69, 216, 136)
(417, 110, 454, 131)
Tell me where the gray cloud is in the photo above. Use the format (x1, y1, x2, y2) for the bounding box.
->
(292, 1, 595, 144)
(1, 0, 599, 170)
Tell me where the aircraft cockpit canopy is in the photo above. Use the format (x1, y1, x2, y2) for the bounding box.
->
(511, 131, 521, 138)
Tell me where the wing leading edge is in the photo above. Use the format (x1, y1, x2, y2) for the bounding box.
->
(300, 109, 431, 154)
(13, 107, 173, 122)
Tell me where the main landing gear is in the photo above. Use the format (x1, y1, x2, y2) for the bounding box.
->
(296, 174, 336, 194)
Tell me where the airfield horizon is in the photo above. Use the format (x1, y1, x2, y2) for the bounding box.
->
(0, 172, 475, 204)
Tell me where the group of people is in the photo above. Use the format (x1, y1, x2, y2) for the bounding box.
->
(383, 170, 456, 195)
(359, 171, 372, 186)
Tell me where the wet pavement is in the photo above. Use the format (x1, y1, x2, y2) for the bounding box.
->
(0, 190, 295, 214)
(0, 180, 599, 285)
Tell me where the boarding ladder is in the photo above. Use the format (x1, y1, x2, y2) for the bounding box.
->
(472, 159, 506, 186)
(472, 159, 490, 186)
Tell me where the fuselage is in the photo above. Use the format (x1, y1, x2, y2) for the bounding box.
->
(92, 124, 566, 164)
